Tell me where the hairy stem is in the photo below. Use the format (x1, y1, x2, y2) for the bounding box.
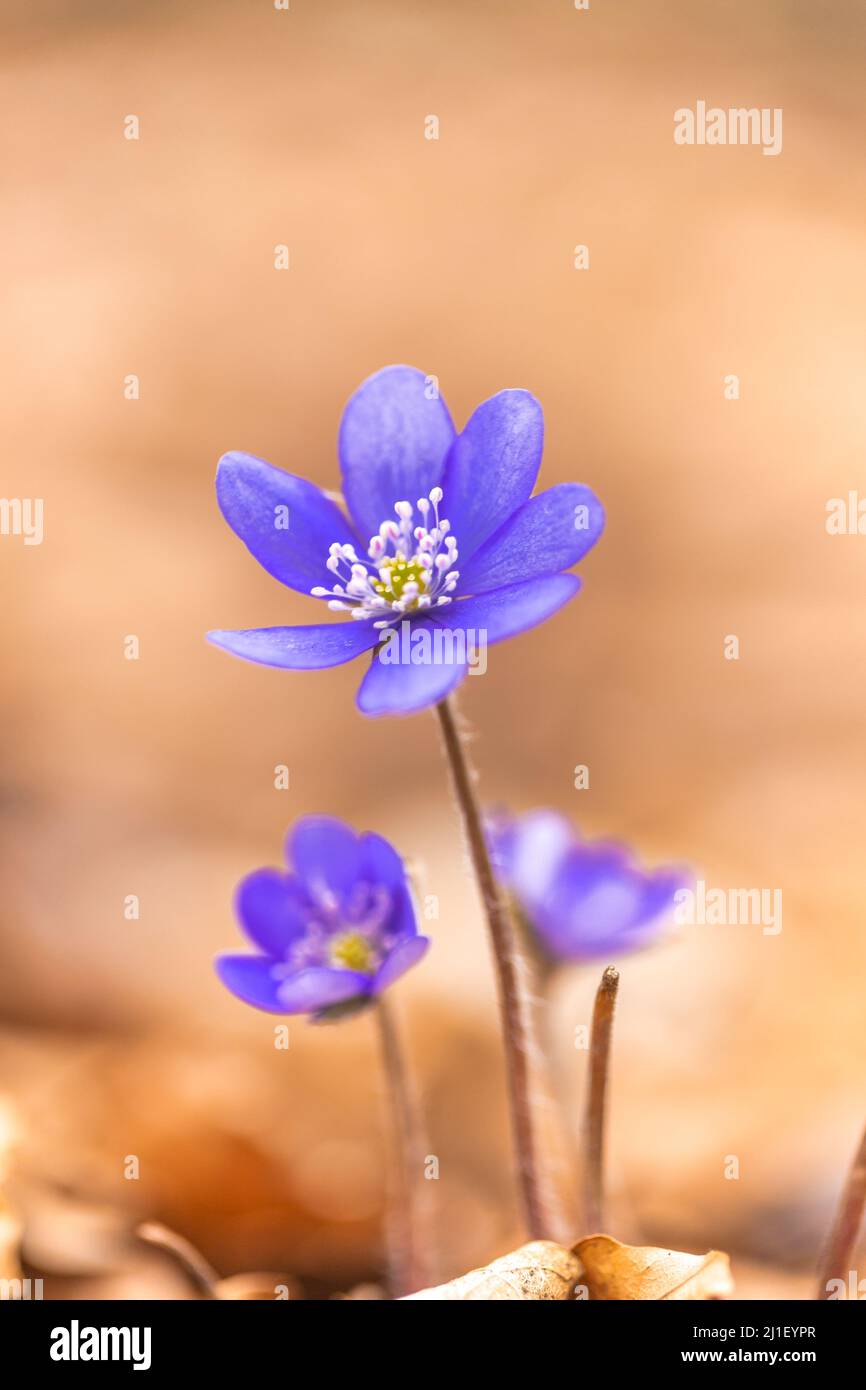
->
(375, 996, 428, 1296)
(815, 1118, 866, 1299)
(581, 965, 620, 1232)
(434, 695, 551, 1238)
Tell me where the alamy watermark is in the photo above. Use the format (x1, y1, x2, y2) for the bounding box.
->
(674, 102, 782, 157)
(1, 1277, 44, 1299)
(50, 1320, 151, 1370)
(378, 620, 488, 675)
(0, 497, 43, 545)
(825, 492, 866, 535)
(825, 1270, 865, 1300)
(674, 880, 783, 936)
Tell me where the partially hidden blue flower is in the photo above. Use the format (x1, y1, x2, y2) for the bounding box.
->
(208, 365, 605, 717)
(216, 817, 429, 1018)
(488, 809, 691, 964)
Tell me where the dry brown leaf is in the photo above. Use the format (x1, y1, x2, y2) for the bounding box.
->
(403, 1240, 581, 1300)
(575, 1235, 734, 1300)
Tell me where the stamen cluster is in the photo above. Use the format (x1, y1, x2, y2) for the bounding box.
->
(312, 487, 460, 627)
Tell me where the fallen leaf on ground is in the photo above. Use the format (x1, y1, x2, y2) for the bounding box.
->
(575, 1235, 734, 1300)
(403, 1240, 582, 1300)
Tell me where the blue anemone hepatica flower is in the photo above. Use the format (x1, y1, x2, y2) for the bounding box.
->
(489, 809, 690, 964)
(216, 817, 429, 1017)
(208, 366, 604, 717)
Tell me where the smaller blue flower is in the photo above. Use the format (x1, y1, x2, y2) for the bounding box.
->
(216, 817, 429, 1018)
(488, 809, 690, 964)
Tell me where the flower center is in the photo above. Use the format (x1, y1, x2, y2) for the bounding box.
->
(373, 555, 429, 605)
(311, 486, 460, 627)
(329, 930, 377, 974)
(280, 881, 394, 979)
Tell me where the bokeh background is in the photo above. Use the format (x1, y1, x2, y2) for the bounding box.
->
(1, 0, 865, 1298)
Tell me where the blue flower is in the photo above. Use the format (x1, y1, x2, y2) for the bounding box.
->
(208, 366, 604, 717)
(488, 809, 690, 964)
(216, 817, 429, 1018)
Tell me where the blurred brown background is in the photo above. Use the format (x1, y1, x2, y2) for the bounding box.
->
(1, 0, 865, 1297)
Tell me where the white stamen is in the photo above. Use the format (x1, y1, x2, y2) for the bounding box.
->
(314, 492, 462, 624)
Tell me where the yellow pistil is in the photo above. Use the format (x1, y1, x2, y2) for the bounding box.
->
(330, 930, 375, 974)
(372, 556, 429, 608)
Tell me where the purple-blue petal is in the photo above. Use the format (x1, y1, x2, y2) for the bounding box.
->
(338, 366, 456, 540)
(490, 809, 573, 909)
(555, 871, 644, 947)
(458, 484, 605, 595)
(359, 831, 410, 893)
(207, 621, 381, 670)
(276, 967, 372, 1014)
(491, 809, 690, 965)
(287, 816, 363, 899)
(540, 845, 682, 960)
(216, 452, 358, 595)
(431, 572, 581, 645)
(386, 881, 419, 939)
(355, 633, 467, 717)
(373, 934, 430, 993)
(639, 867, 694, 924)
(235, 868, 308, 957)
(440, 390, 543, 559)
(215, 954, 285, 1013)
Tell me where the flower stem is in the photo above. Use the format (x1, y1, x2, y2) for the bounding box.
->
(375, 996, 428, 1296)
(532, 962, 582, 1234)
(434, 695, 551, 1239)
(581, 965, 620, 1232)
(815, 1118, 866, 1299)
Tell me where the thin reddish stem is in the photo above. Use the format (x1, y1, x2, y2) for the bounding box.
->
(375, 996, 429, 1295)
(581, 965, 620, 1232)
(434, 695, 551, 1238)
